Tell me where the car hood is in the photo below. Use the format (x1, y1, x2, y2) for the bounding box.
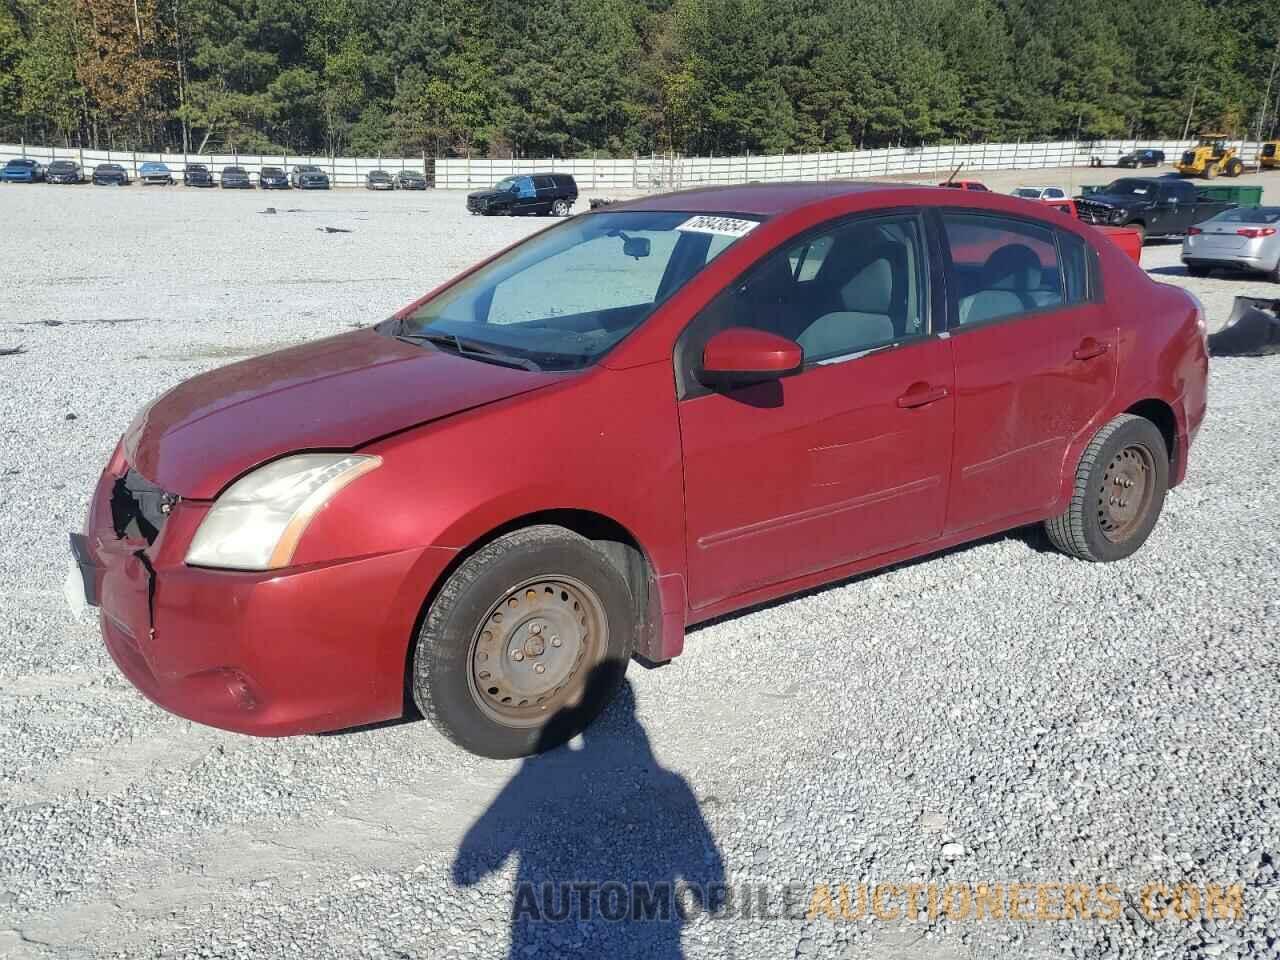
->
(1083, 193, 1150, 208)
(123, 329, 568, 498)
(468, 190, 506, 201)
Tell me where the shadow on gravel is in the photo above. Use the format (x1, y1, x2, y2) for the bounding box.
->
(453, 671, 724, 959)
(1147, 265, 1188, 277)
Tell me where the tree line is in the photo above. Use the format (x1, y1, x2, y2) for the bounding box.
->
(2, 0, 1279, 158)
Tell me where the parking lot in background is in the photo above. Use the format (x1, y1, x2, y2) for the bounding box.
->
(1, 179, 1277, 960)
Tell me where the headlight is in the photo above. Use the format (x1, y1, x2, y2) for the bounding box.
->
(185, 454, 381, 571)
(1111, 209, 1126, 222)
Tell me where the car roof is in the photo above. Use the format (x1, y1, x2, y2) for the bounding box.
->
(618, 181, 944, 216)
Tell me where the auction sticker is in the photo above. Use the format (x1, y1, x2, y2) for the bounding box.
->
(676, 215, 759, 237)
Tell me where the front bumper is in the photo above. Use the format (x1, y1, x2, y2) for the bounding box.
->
(298, 180, 330, 189)
(76, 464, 456, 736)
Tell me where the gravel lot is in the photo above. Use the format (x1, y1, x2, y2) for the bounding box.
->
(1, 179, 1278, 960)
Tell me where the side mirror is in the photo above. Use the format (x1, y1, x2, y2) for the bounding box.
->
(623, 236, 650, 259)
(699, 328, 803, 387)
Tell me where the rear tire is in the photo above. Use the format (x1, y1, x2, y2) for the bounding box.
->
(1045, 414, 1169, 563)
(552, 198, 571, 217)
(1186, 264, 1211, 278)
(411, 525, 634, 758)
(1227, 158, 1244, 177)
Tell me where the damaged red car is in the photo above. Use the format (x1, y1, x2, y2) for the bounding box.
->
(68, 182, 1209, 758)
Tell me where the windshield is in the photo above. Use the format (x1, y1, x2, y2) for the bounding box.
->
(141, 163, 166, 170)
(494, 177, 518, 191)
(1103, 179, 1156, 196)
(398, 210, 758, 371)
(6, 159, 33, 167)
(1013, 188, 1043, 198)
(262, 167, 282, 175)
(299, 165, 320, 172)
(1212, 207, 1280, 225)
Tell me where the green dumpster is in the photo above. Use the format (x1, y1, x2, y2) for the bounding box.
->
(1196, 184, 1263, 207)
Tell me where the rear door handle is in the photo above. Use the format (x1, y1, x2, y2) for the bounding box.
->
(1073, 339, 1110, 361)
(897, 385, 949, 408)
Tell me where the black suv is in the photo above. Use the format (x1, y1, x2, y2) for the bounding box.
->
(291, 165, 331, 189)
(184, 164, 215, 187)
(1117, 149, 1166, 168)
(467, 173, 577, 216)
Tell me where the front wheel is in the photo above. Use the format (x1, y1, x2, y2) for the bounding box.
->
(412, 525, 634, 758)
(1204, 162, 1219, 180)
(1045, 414, 1169, 562)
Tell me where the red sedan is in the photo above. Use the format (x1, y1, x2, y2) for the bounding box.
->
(68, 182, 1209, 757)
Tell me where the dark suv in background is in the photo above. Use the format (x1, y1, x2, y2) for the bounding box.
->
(260, 166, 289, 189)
(466, 173, 577, 216)
(291, 165, 331, 189)
(46, 160, 85, 184)
(184, 164, 215, 187)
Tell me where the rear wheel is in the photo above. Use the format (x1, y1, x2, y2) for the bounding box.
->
(411, 525, 633, 758)
(1186, 264, 1212, 278)
(1227, 158, 1244, 177)
(552, 198, 571, 217)
(1045, 414, 1169, 562)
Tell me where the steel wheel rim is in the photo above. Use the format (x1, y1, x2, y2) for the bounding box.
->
(1098, 443, 1156, 543)
(467, 575, 607, 728)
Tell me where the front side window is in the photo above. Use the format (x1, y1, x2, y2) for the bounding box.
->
(680, 213, 929, 379)
(942, 213, 1064, 326)
(399, 211, 756, 371)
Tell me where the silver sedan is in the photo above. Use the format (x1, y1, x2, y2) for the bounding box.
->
(1182, 207, 1280, 281)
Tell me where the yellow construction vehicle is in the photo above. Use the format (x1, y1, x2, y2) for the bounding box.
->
(1176, 134, 1244, 179)
(1259, 141, 1280, 170)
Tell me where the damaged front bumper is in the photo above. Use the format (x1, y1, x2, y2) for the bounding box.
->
(71, 454, 451, 736)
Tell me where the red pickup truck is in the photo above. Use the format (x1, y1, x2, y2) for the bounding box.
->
(1043, 198, 1142, 265)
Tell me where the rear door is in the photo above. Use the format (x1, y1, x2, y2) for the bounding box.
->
(940, 211, 1117, 534)
(677, 211, 955, 608)
(532, 175, 557, 213)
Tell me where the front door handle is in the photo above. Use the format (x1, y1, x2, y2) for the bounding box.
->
(897, 384, 949, 409)
(1073, 339, 1110, 361)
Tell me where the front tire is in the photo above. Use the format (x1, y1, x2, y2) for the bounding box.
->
(1186, 264, 1211, 278)
(412, 525, 633, 758)
(1045, 414, 1169, 562)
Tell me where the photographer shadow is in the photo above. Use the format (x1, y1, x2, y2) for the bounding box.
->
(452, 669, 723, 959)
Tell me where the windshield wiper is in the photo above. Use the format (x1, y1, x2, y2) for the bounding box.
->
(396, 331, 541, 372)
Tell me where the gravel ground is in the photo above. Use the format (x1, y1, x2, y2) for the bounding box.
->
(1, 182, 1278, 960)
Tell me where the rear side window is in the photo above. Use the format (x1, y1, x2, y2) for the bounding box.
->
(942, 213, 1064, 327)
(533, 175, 554, 189)
(1059, 230, 1089, 304)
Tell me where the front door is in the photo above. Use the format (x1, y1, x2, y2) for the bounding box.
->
(939, 211, 1118, 534)
(676, 212, 955, 609)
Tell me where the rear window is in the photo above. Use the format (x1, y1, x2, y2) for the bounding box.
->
(1214, 207, 1280, 224)
(942, 213, 1064, 326)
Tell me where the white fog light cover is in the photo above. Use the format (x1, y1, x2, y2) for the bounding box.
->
(185, 454, 381, 571)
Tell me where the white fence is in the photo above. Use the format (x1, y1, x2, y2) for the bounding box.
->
(0, 138, 1266, 191)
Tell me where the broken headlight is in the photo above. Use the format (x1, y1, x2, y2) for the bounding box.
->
(185, 454, 381, 571)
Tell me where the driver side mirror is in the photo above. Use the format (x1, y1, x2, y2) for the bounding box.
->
(699, 328, 803, 388)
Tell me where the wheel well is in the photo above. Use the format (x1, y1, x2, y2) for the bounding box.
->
(400, 510, 655, 717)
(1126, 399, 1177, 468)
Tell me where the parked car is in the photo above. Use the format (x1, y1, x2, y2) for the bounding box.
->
(291, 164, 331, 189)
(1259, 141, 1280, 171)
(259, 166, 289, 189)
(467, 173, 578, 216)
(69, 182, 1208, 758)
(938, 179, 989, 191)
(1042, 199, 1144, 265)
(396, 169, 427, 190)
(1117, 149, 1166, 169)
(1012, 186, 1068, 201)
(365, 169, 395, 191)
(1074, 177, 1235, 241)
(139, 161, 174, 186)
(1182, 206, 1280, 280)
(45, 160, 85, 184)
(2, 158, 46, 183)
(184, 164, 215, 187)
(220, 166, 252, 189)
(92, 163, 130, 186)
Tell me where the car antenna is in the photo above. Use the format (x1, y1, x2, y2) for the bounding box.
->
(943, 163, 963, 186)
